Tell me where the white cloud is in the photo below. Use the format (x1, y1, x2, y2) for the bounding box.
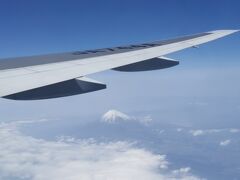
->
(101, 110, 153, 125)
(140, 115, 153, 125)
(229, 129, 240, 133)
(155, 129, 165, 134)
(0, 119, 49, 128)
(0, 121, 202, 180)
(177, 128, 183, 132)
(173, 167, 191, 175)
(189, 128, 240, 136)
(171, 167, 203, 180)
(220, 140, 231, 146)
(189, 129, 223, 136)
(190, 130, 205, 136)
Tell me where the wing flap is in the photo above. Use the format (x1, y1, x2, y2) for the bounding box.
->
(4, 77, 106, 100)
(112, 56, 179, 72)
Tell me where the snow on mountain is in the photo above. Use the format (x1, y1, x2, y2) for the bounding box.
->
(101, 110, 131, 123)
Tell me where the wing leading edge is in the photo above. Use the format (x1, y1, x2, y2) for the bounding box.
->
(0, 30, 238, 100)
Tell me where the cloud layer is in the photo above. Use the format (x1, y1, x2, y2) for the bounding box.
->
(220, 139, 231, 146)
(189, 128, 240, 136)
(0, 121, 202, 180)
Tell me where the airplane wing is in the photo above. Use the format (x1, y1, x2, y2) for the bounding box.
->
(0, 30, 238, 100)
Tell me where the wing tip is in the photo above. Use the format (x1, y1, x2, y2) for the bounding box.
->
(209, 29, 240, 34)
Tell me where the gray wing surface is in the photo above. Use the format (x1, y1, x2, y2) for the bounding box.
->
(0, 32, 210, 70)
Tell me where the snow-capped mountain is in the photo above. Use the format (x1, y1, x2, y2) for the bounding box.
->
(101, 110, 131, 123)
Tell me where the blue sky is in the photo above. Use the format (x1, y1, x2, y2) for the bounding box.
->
(0, 1, 240, 180)
(0, 0, 239, 59)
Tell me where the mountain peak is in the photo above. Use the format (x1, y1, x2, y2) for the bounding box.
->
(102, 110, 131, 123)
